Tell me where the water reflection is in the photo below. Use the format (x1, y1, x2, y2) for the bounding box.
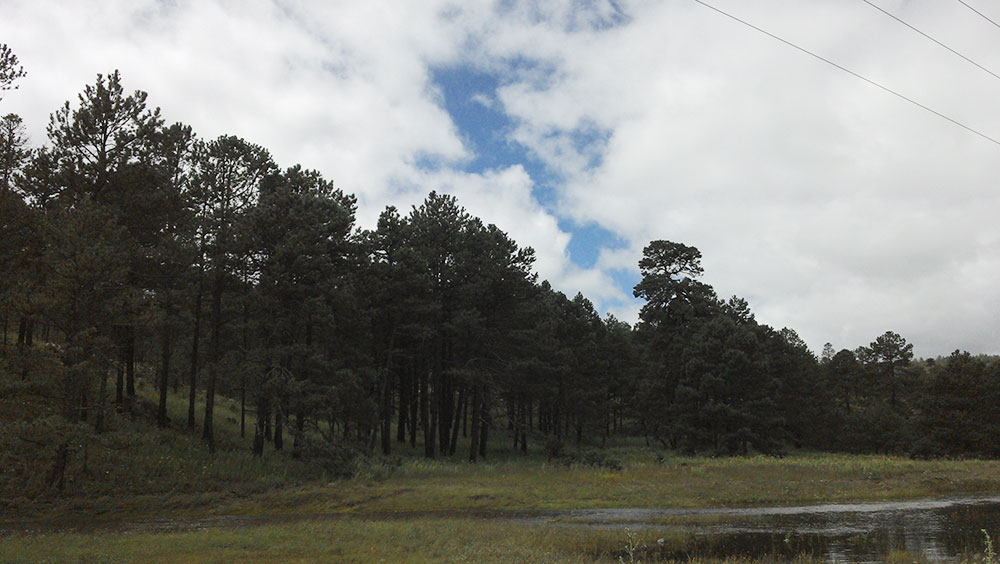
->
(559, 497, 1000, 563)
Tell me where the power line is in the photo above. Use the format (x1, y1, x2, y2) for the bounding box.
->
(956, 0, 1000, 32)
(863, 0, 1000, 83)
(690, 0, 1000, 148)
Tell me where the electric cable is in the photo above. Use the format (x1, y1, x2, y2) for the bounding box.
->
(691, 0, 1000, 147)
(863, 0, 1000, 83)
(956, 0, 1000, 32)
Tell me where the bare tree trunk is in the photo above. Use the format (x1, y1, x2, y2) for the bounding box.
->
(478, 390, 489, 459)
(449, 387, 464, 455)
(125, 326, 136, 407)
(469, 385, 481, 463)
(46, 443, 70, 491)
(202, 269, 222, 454)
(240, 380, 246, 438)
(95, 363, 109, 433)
(252, 390, 266, 457)
(408, 367, 418, 448)
(115, 325, 124, 410)
(381, 370, 392, 455)
(187, 275, 203, 429)
(157, 313, 171, 428)
(396, 371, 408, 444)
(420, 369, 432, 458)
(292, 404, 304, 459)
(274, 395, 284, 451)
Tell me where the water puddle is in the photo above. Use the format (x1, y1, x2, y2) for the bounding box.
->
(552, 497, 1000, 562)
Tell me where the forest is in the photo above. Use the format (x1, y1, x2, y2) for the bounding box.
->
(2, 44, 999, 497)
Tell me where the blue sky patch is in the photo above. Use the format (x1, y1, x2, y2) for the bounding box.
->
(430, 62, 636, 310)
(430, 64, 562, 206)
(561, 220, 626, 269)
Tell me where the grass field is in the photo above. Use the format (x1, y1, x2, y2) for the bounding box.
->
(4, 369, 1000, 562)
(4, 450, 1000, 563)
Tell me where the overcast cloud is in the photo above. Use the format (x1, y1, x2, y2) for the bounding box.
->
(3, 0, 1000, 357)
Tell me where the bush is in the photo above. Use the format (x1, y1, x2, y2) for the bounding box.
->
(562, 449, 624, 472)
(544, 437, 564, 461)
(294, 436, 363, 478)
(352, 455, 403, 481)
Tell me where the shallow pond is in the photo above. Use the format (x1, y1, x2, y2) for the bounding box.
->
(553, 497, 1000, 562)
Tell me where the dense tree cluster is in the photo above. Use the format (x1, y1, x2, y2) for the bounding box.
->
(3, 53, 998, 469)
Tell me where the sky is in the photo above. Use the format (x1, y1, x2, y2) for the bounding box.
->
(3, 0, 1000, 357)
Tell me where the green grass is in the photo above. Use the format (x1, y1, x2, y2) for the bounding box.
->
(2, 518, 993, 564)
(7, 355, 1000, 563)
(208, 451, 1000, 519)
(0, 518, 818, 564)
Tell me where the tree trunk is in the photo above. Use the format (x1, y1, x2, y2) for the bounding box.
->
(252, 390, 266, 457)
(263, 395, 272, 442)
(274, 396, 284, 451)
(396, 370, 408, 444)
(462, 389, 468, 438)
(381, 369, 392, 455)
(420, 369, 432, 458)
(436, 373, 451, 458)
(16, 316, 29, 378)
(428, 394, 438, 459)
(408, 367, 418, 448)
(187, 275, 203, 429)
(79, 375, 89, 422)
(240, 379, 246, 439)
(449, 387, 465, 455)
(125, 325, 136, 406)
(115, 350, 124, 410)
(479, 398, 489, 459)
(113, 324, 123, 409)
(202, 269, 223, 454)
(95, 363, 109, 433)
(46, 443, 70, 491)
(157, 312, 171, 428)
(292, 404, 304, 459)
(469, 385, 481, 462)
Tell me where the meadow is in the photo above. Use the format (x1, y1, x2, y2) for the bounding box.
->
(4, 376, 1000, 563)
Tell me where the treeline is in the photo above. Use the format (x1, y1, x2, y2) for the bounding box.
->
(0, 65, 637, 463)
(2, 54, 997, 465)
(629, 240, 1000, 457)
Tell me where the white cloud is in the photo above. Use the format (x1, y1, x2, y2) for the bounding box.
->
(4, 0, 1000, 355)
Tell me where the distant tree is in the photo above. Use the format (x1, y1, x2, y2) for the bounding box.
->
(0, 113, 33, 360)
(45, 71, 162, 204)
(827, 349, 861, 411)
(150, 123, 199, 428)
(633, 240, 719, 450)
(820, 343, 835, 365)
(866, 330, 914, 407)
(769, 327, 824, 449)
(911, 351, 997, 457)
(0, 44, 27, 102)
(18, 71, 165, 424)
(193, 135, 275, 453)
(1, 114, 30, 195)
(246, 165, 357, 456)
(634, 240, 716, 329)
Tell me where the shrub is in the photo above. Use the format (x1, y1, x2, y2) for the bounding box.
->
(562, 449, 624, 472)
